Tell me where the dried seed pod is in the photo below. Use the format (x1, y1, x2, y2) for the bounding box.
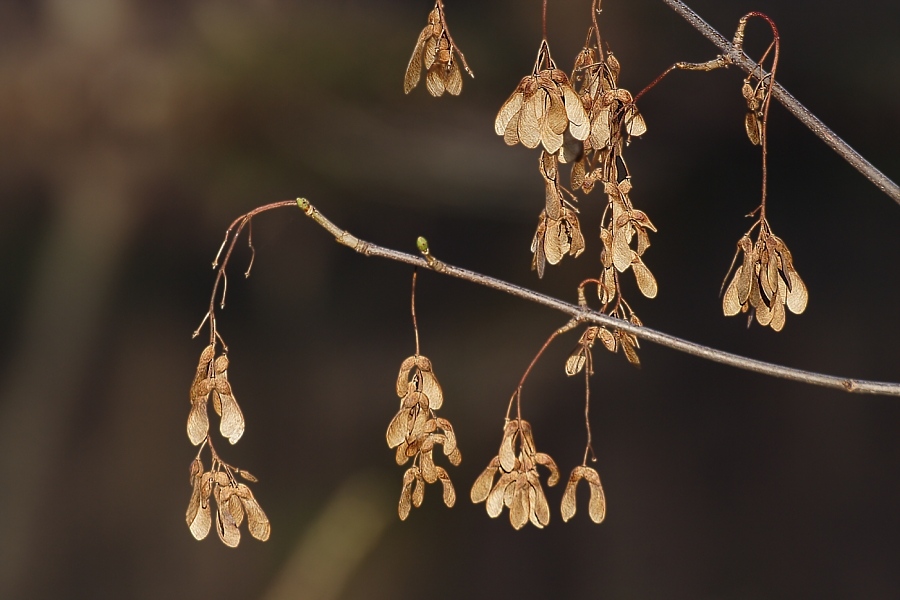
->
(404, 5, 468, 97)
(472, 419, 558, 530)
(561, 466, 606, 524)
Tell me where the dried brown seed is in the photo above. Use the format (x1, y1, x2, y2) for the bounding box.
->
(471, 457, 500, 503)
(632, 256, 658, 299)
(189, 499, 211, 540)
(187, 401, 209, 446)
(219, 392, 245, 445)
(499, 421, 518, 471)
(436, 467, 456, 507)
(215, 502, 241, 548)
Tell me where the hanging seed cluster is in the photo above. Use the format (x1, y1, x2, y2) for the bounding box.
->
(471, 420, 561, 529)
(186, 344, 269, 547)
(492, 28, 657, 370)
(179, 5, 822, 547)
(404, 2, 472, 97)
(723, 228, 807, 331)
(386, 355, 461, 519)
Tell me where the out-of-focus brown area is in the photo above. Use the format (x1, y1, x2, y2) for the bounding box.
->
(0, 0, 898, 598)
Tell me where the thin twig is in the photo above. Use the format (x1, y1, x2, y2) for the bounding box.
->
(297, 198, 900, 397)
(659, 0, 900, 207)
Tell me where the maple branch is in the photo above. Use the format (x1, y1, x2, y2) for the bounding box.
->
(660, 0, 900, 207)
(296, 198, 900, 397)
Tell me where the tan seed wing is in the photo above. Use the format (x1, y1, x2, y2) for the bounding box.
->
(737, 240, 755, 303)
(499, 421, 518, 472)
(436, 467, 456, 507)
(419, 369, 443, 410)
(228, 493, 245, 527)
(785, 269, 808, 314)
(189, 502, 211, 540)
(621, 335, 640, 367)
(770, 286, 787, 331)
(396, 356, 416, 397)
(563, 85, 590, 140)
(503, 110, 522, 146)
(545, 181, 562, 220)
(215, 504, 241, 548)
(486, 474, 512, 517)
(403, 29, 428, 94)
(425, 66, 445, 97)
(561, 472, 580, 523)
(412, 473, 425, 508)
(509, 484, 529, 530)
(612, 232, 635, 272)
(495, 90, 524, 135)
(531, 480, 551, 526)
(544, 220, 566, 265)
(568, 217, 586, 258)
(444, 60, 463, 96)
(395, 442, 410, 465)
(565, 347, 588, 376)
(636, 227, 652, 256)
(470, 459, 499, 503)
(571, 159, 586, 190)
(421, 449, 438, 483)
(398, 472, 414, 520)
(518, 92, 543, 149)
(723, 267, 743, 316)
(187, 401, 209, 446)
(624, 105, 647, 136)
(632, 256, 658, 299)
(435, 418, 456, 454)
(219, 393, 245, 444)
(589, 109, 611, 149)
(745, 111, 761, 145)
(241, 496, 271, 541)
(755, 293, 773, 326)
(423, 35, 438, 70)
(588, 477, 607, 523)
(186, 477, 202, 527)
(545, 90, 568, 135)
(386, 406, 413, 448)
(598, 328, 617, 352)
(540, 116, 564, 154)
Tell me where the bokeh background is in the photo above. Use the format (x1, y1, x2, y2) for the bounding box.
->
(1, 0, 898, 598)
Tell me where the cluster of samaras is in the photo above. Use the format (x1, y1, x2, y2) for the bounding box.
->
(386, 355, 461, 519)
(186, 344, 269, 546)
(404, 4, 469, 97)
(471, 419, 605, 529)
(723, 226, 808, 331)
(186, 458, 270, 547)
(494, 35, 655, 365)
(188, 345, 244, 446)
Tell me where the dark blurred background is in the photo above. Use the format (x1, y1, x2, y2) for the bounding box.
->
(0, 0, 898, 598)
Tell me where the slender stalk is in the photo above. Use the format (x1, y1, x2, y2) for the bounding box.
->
(411, 269, 421, 356)
(297, 198, 900, 397)
(659, 0, 900, 207)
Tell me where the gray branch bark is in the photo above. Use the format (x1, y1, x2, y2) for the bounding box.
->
(298, 199, 900, 397)
(660, 0, 900, 206)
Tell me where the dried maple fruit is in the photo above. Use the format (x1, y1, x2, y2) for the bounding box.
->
(495, 40, 589, 154)
(471, 419, 559, 529)
(722, 225, 807, 331)
(187, 345, 245, 446)
(387, 353, 460, 520)
(404, 2, 472, 97)
(186, 453, 270, 547)
(561, 466, 606, 524)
